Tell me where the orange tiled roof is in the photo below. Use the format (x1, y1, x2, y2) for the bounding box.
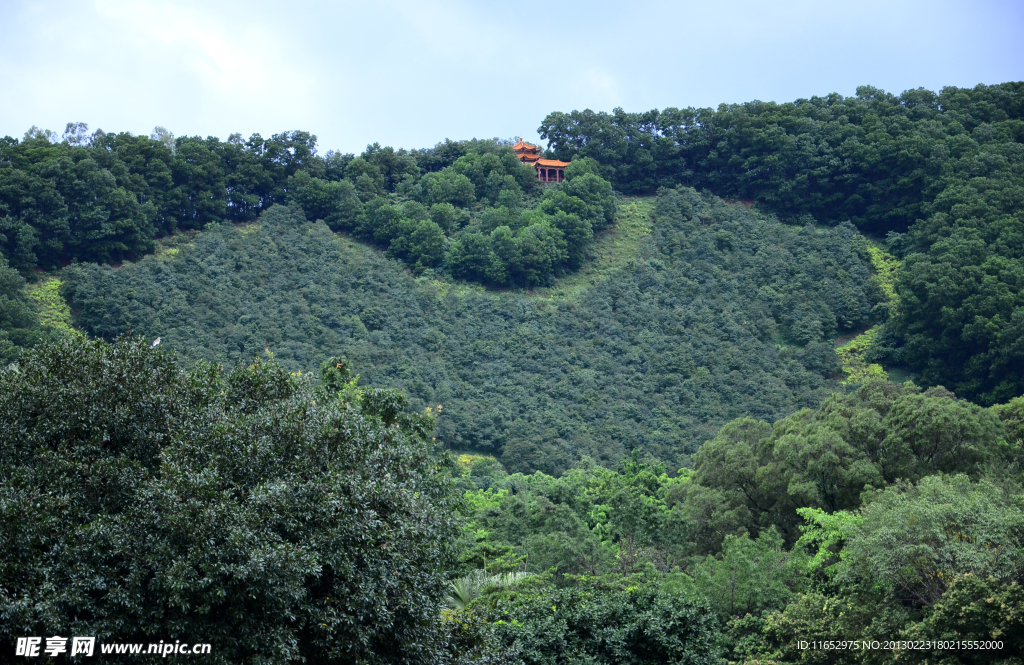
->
(519, 154, 541, 162)
(512, 139, 539, 152)
(536, 159, 570, 167)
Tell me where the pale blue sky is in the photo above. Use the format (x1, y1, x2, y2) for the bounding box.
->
(1, 0, 1021, 154)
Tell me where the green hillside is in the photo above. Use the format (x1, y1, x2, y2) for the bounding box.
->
(3, 81, 1024, 664)
(62, 188, 879, 473)
(540, 82, 1024, 403)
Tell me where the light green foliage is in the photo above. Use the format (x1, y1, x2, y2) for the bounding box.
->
(563, 156, 604, 181)
(26, 277, 74, 334)
(456, 456, 692, 578)
(795, 507, 865, 573)
(992, 397, 1024, 473)
(445, 569, 534, 610)
(866, 243, 899, 311)
(832, 474, 1024, 607)
(464, 487, 508, 514)
(994, 397, 1024, 438)
(0, 255, 50, 363)
(836, 325, 889, 385)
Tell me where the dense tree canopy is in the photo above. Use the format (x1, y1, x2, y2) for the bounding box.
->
(452, 376, 1023, 662)
(3, 82, 1024, 661)
(0, 335, 461, 664)
(0, 253, 50, 363)
(538, 82, 1024, 403)
(61, 191, 878, 473)
(5, 82, 1022, 400)
(0, 127, 617, 290)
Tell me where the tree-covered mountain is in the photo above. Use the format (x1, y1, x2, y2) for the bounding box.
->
(2, 81, 1024, 662)
(61, 190, 881, 473)
(539, 82, 1024, 404)
(4, 81, 1022, 404)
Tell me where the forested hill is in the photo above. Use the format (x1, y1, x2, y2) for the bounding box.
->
(62, 190, 880, 473)
(539, 82, 1024, 403)
(3, 82, 1022, 404)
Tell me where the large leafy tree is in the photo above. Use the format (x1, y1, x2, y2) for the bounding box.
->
(0, 335, 461, 664)
(686, 379, 1012, 546)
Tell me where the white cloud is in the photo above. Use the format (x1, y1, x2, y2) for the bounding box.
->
(92, 0, 316, 116)
(0, 0, 1019, 152)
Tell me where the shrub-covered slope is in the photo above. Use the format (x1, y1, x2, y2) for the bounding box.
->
(64, 190, 880, 472)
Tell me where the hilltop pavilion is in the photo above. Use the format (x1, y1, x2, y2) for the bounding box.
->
(512, 138, 570, 183)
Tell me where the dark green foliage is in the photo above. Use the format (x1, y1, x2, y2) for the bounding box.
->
(9, 88, 1024, 662)
(894, 160, 1024, 402)
(3, 128, 555, 289)
(62, 192, 876, 472)
(0, 126, 327, 270)
(457, 576, 722, 665)
(539, 83, 1023, 232)
(288, 169, 363, 231)
(0, 335, 460, 664)
(340, 144, 616, 289)
(538, 83, 1024, 402)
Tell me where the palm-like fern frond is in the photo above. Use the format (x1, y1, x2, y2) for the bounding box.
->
(445, 569, 534, 610)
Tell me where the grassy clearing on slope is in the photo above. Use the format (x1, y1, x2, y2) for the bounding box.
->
(836, 240, 900, 384)
(26, 277, 75, 335)
(535, 197, 654, 302)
